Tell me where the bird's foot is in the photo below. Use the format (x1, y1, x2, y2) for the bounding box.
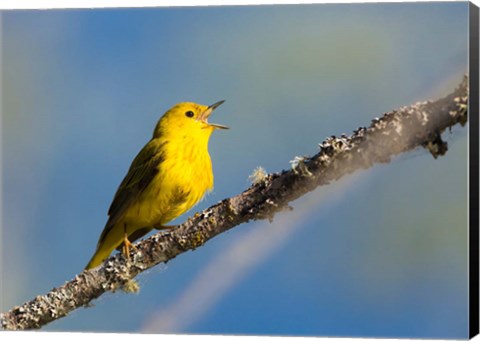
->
(153, 224, 177, 230)
(122, 233, 139, 261)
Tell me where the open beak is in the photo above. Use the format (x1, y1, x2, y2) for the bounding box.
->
(200, 100, 229, 129)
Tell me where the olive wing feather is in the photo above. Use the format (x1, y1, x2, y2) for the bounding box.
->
(97, 140, 164, 244)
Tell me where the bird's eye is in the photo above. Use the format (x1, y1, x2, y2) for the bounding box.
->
(185, 111, 194, 118)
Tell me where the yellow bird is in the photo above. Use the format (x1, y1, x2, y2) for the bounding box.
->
(85, 101, 228, 269)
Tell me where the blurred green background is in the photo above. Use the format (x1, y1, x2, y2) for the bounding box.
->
(1, 2, 469, 338)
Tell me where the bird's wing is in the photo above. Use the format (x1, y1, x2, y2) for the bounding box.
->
(97, 139, 164, 244)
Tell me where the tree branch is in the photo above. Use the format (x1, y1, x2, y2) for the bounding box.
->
(1, 76, 469, 330)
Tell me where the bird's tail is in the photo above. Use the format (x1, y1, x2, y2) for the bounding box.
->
(85, 224, 153, 270)
(85, 247, 112, 270)
(85, 222, 123, 270)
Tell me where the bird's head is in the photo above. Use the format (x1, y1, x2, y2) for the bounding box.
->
(154, 100, 228, 139)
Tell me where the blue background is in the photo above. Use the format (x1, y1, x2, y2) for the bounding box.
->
(1, 2, 470, 338)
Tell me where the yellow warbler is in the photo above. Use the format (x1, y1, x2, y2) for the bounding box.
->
(85, 101, 228, 269)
